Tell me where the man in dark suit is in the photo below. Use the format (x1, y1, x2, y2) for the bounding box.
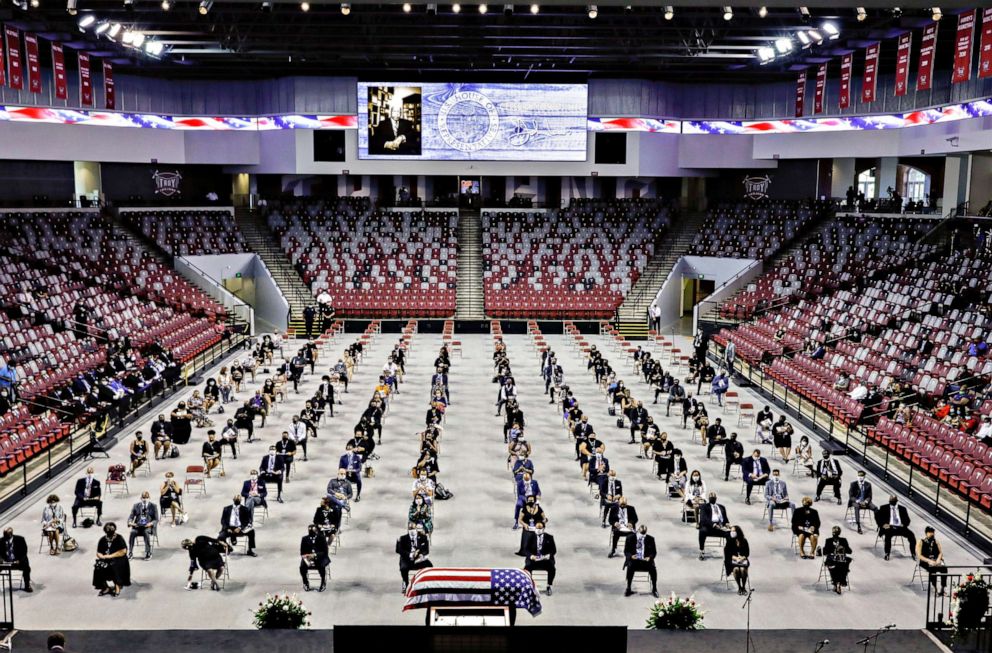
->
(338, 443, 364, 502)
(396, 522, 432, 593)
(741, 449, 770, 504)
(698, 492, 731, 559)
(0, 528, 32, 592)
(219, 495, 257, 556)
(847, 470, 876, 534)
(706, 418, 728, 458)
(302, 305, 316, 340)
(876, 496, 916, 560)
(315, 375, 335, 419)
(607, 497, 638, 558)
(815, 451, 843, 504)
(72, 466, 103, 528)
(259, 445, 285, 502)
(127, 491, 158, 559)
(722, 432, 744, 481)
(299, 524, 329, 592)
(523, 521, 556, 596)
(240, 470, 268, 512)
(623, 525, 658, 597)
(598, 469, 623, 528)
(370, 101, 421, 155)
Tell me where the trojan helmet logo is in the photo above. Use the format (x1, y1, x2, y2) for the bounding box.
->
(152, 170, 182, 197)
(743, 175, 772, 200)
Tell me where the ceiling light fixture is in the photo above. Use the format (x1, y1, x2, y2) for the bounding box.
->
(798, 6, 810, 20)
(807, 28, 822, 42)
(722, 6, 732, 21)
(402, 2, 411, 12)
(451, 2, 460, 11)
(198, 0, 212, 14)
(427, 3, 437, 14)
(796, 30, 810, 46)
(663, 5, 673, 20)
(757, 46, 775, 63)
(123, 0, 133, 8)
(131, 31, 145, 47)
(757, 5, 767, 18)
(530, 3, 538, 13)
(931, 7, 941, 21)
(855, 7, 866, 21)
(261, 1, 272, 11)
(146, 40, 164, 55)
(821, 21, 839, 39)
(503, 3, 512, 15)
(67, 0, 77, 14)
(775, 37, 792, 54)
(161, 0, 171, 9)
(478, 3, 487, 13)
(121, 30, 134, 44)
(94, 21, 111, 34)
(78, 13, 96, 27)
(341, 2, 351, 13)
(29, 0, 40, 7)
(587, 4, 597, 18)
(300, 1, 309, 10)
(108, 22, 122, 36)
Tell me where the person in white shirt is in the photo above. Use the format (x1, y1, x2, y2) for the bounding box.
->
(848, 384, 868, 401)
(288, 415, 309, 462)
(977, 416, 992, 442)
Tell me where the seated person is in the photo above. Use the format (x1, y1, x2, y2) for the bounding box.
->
(72, 466, 103, 528)
(522, 521, 556, 596)
(607, 497, 638, 558)
(823, 526, 852, 594)
(741, 449, 770, 504)
(683, 470, 707, 523)
(201, 431, 224, 477)
(183, 535, 229, 591)
(724, 525, 750, 595)
(327, 468, 354, 511)
(409, 495, 433, 535)
(623, 525, 658, 598)
(299, 524, 330, 592)
(128, 432, 148, 477)
(313, 496, 342, 545)
(698, 492, 731, 558)
(160, 471, 187, 527)
(218, 496, 256, 557)
(150, 414, 173, 459)
(917, 526, 948, 596)
(875, 496, 917, 561)
(791, 496, 820, 559)
(240, 470, 267, 512)
(764, 469, 793, 531)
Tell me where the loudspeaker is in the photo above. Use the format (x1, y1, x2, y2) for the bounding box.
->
(594, 132, 627, 165)
(314, 131, 346, 162)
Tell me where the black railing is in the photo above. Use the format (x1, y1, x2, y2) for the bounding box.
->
(0, 567, 12, 631)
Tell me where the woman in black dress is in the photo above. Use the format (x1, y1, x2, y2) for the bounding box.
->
(652, 432, 674, 482)
(772, 416, 794, 463)
(93, 522, 130, 596)
(516, 498, 547, 555)
(823, 526, 852, 594)
(724, 525, 750, 595)
(170, 402, 193, 445)
(182, 535, 229, 591)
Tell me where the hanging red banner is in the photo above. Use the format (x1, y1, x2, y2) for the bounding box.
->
(862, 42, 879, 103)
(894, 32, 912, 96)
(5, 26, 23, 91)
(0, 27, 5, 87)
(814, 63, 827, 114)
(103, 60, 115, 110)
(839, 53, 852, 110)
(795, 68, 807, 118)
(979, 8, 992, 79)
(953, 9, 976, 84)
(79, 51, 93, 106)
(917, 22, 939, 91)
(24, 33, 40, 94)
(52, 42, 67, 100)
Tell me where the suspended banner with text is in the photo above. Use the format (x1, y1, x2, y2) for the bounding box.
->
(103, 60, 115, 110)
(814, 63, 827, 114)
(52, 42, 67, 100)
(953, 9, 976, 84)
(895, 32, 912, 97)
(917, 22, 939, 91)
(5, 26, 22, 91)
(839, 53, 852, 110)
(24, 33, 40, 94)
(78, 51, 92, 106)
(795, 69, 807, 118)
(979, 8, 992, 79)
(862, 42, 879, 103)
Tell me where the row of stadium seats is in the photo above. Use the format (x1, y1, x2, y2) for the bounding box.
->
(688, 200, 826, 259)
(121, 208, 248, 256)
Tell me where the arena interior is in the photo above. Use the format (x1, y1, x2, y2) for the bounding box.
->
(0, 1, 990, 651)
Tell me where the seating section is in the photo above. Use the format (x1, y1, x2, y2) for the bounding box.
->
(689, 200, 825, 259)
(267, 199, 457, 317)
(121, 208, 248, 256)
(483, 199, 672, 319)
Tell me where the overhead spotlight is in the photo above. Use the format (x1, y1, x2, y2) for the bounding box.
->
(402, 2, 411, 11)
(300, 1, 309, 11)
(663, 5, 673, 20)
(78, 13, 96, 27)
(478, 3, 486, 13)
(123, 0, 134, 8)
(67, 0, 77, 15)
(503, 3, 512, 15)
(94, 21, 110, 33)
(587, 4, 597, 18)
(107, 22, 122, 36)
(261, 1, 272, 11)
(798, 6, 810, 21)
(121, 30, 134, 44)
(822, 21, 839, 39)
(623, 4, 631, 14)
(807, 28, 822, 42)
(757, 46, 775, 63)
(427, 3, 436, 14)
(931, 7, 941, 21)
(891, 7, 901, 18)
(145, 40, 165, 55)
(722, 6, 732, 21)
(530, 3, 538, 13)
(451, 2, 460, 11)
(757, 5, 767, 18)
(161, 0, 171, 10)
(796, 30, 810, 46)
(29, 0, 39, 7)
(341, 2, 351, 13)
(131, 31, 145, 46)
(855, 6, 866, 21)
(198, 0, 212, 13)
(775, 37, 792, 54)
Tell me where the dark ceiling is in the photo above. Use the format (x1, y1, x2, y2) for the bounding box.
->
(0, 2, 977, 81)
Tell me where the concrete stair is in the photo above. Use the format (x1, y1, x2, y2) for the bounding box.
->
(455, 209, 485, 320)
(235, 207, 313, 335)
(617, 211, 708, 324)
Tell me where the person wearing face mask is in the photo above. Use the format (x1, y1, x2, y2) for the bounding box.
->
(72, 466, 103, 528)
(512, 450, 535, 479)
(313, 496, 342, 545)
(328, 468, 354, 510)
(396, 522, 432, 593)
(220, 419, 239, 460)
(513, 472, 542, 529)
(823, 526, 852, 594)
(651, 432, 675, 483)
(522, 521, 556, 596)
(608, 496, 639, 558)
(128, 432, 148, 478)
(517, 498, 548, 554)
(339, 443, 364, 502)
(683, 470, 707, 524)
(0, 528, 32, 592)
(201, 431, 224, 478)
(182, 535, 229, 591)
(160, 471, 187, 526)
(814, 450, 843, 505)
(876, 495, 916, 561)
(623, 525, 658, 597)
(598, 469, 623, 527)
(764, 469, 793, 531)
(240, 469, 268, 513)
(742, 449, 770, 505)
(408, 495, 433, 535)
(300, 524, 330, 592)
(723, 525, 750, 595)
(669, 448, 688, 494)
(275, 432, 297, 482)
(698, 492, 731, 558)
(791, 496, 820, 559)
(289, 416, 309, 462)
(218, 495, 257, 557)
(846, 470, 876, 535)
(127, 491, 158, 560)
(151, 414, 173, 459)
(412, 469, 436, 503)
(916, 526, 948, 595)
(259, 446, 285, 502)
(92, 522, 130, 596)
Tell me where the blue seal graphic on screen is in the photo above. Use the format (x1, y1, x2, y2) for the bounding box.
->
(437, 91, 500, 153)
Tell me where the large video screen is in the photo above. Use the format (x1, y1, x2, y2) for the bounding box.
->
(357, 82, 588, 161)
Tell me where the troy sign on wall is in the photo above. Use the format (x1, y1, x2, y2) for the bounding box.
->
(152, 170, 182, 197)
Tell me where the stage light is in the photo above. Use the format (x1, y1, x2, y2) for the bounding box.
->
(530, 3, 538, 13)
(892, 7, 901, 18)
(78, 13, 96, 27)
(427, 3, 437, 14)
(452, 2, 460, 11)
(757, 47, 774, 62)
(503, 3, 512, 15)
(807, 29, 822, 42)
(931, 7, 941, 21)
(107, 22, 122, 36)
(29, 0, 39, 7)
(856, 7, 866, 21)
(94, 21, 111, 34)
(822, 21, 838, 39)
(478, 4, 487, 13)
(121, 30, 134, 44)
(623, 5, 631, 13)
(131, 31, 145, 47)
(587, 4, 597, 18)
(67, 0, 77, 15)
(796, 30, 809, 46)
(775, 37, 792, 54)
(341, 2, 351, 13)
(663, 5, 673, 20)
(146, 40, 165, 55)
(261, 1, 272, 11)
(798, 6, 810, 21)
(198, 0, 212, 14)
(757, 6, 767, 18)
(161, 0, 172, 10)
(300, 1, 310, 11)
(722, 6, 732, 21)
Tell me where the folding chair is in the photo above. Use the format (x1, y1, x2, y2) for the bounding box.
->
(184, 465, 207, 497)
(817, 559, 852, 592)
(105, 464, 129, 497)
(200, 552, 231, 589)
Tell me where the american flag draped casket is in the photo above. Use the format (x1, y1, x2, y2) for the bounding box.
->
(403, 567, 542, 617)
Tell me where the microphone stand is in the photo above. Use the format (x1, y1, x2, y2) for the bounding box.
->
(856, 624, 894, 653)
(742, 588, 756, 653)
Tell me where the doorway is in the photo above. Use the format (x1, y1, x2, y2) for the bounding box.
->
(681, 277, 716, 316)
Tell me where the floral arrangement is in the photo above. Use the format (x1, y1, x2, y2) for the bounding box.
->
(252, 594, 312, 630)
(949, 572, 990, 636)
(645, 593, 705, 630)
